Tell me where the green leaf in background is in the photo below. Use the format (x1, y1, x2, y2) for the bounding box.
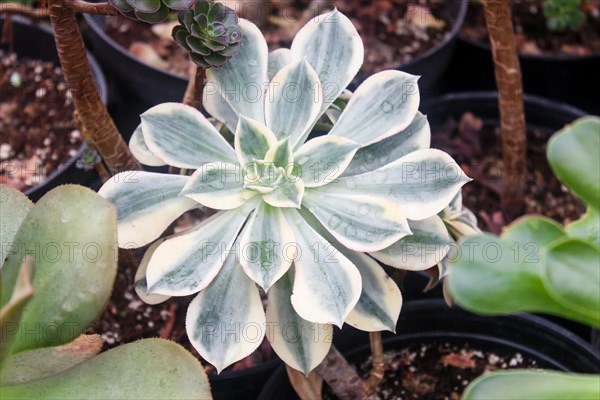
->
(566, 207, 600, 248)
(0, 186, 118, 354)
(463, 370, 600, 400)
(0, 186, 33, 269)
(547, 116, 600, 210)
(544, 238, 600, 327)
(0, 339, 212, 400)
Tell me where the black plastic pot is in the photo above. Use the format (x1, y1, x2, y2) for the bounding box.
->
(445, 33, 600, 114)
(209, 357, 281, 400)
(258, 299, 600, 400)
(0, 17, 107, 202)
(351, 0, 467, 96)
(84, 13, 188, 107)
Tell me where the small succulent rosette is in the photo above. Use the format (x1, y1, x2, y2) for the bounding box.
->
(100, 10, 473, 374)
(110, 0, 195, 23)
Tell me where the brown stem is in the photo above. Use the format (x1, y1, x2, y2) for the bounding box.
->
(286, 365, 323, 400)
(65, 0, 119, 15)
(182, 64, 206, 111)
(48, 0, 140, 174)
(364, 332, 385, 392)
(482, 0, 526, 220)
(315, 345, 369, 400)
(0, 3, 50, 19)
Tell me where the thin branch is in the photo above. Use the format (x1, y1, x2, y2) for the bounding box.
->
(315, 345, 370, 400)
(286, 366, 323, 400)
(365, 332, 385, 392)
(182, 63, 206, 111)
(0, 4, 50, 19)
(66, 0, 119, 15)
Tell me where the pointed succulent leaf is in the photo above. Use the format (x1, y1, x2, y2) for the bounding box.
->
(544, 238, 600, 326)
(293, 135, 359, 187)
(181, 162, 247, 210)
(284, 209, 361, 327)
(1, 335, 102, 386)
(206, 19, 267, 122)
(134, 238, 172, 306)
(371, 215, 453, 271)
(463, 370, 600, 400)
(265, 268, 333, 375)
(234, 116, 277, 167)
(202, 87, 239, 132)
(342, 112, 430, 177)
(128, 124, 166, 167)
(239, 202, 294, 290)
(262, 177, 305, 209)
(547, 116, 600, 210)
(303, 191, 411, 252)
(0, 186, 117, 354)
(328, 71, 420, 146)
(99, 172, 197, 248)
(0, 186, 33, 269)
(146, 207, 251, 297)
(320, 149, 471, 220)
(186, 241, 266, 373)
(0, 339, 212, 400)
(264, 137, 294, 173)
(141, 102, 237, 169)
(0, 257, 35, 369)
(265, 59, 323, 147)
(267, 48, 292, 81)
(291, 9, 364, 116)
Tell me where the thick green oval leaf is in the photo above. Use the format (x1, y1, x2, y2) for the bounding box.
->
(284, 209, 361, 327)
(0, 339, 212, 400)
(566, 207, 600, 248)
(0, 186, 33, 269)
(265, 268, 333, 375)
(141, 102, 237, 169)
(186, 240, 266, 373)
(303, 191, 411, 252)
(206, 19, 268, 122)
(146, 207, 251, 297)
(1, 334, 102, 386)
(181, 162, 247, 210)
(265, 59, 323, 147)
(501, 216, 566, 246)
(1, 186, 117, 354)
(371, 215, 453, 271)
(128, 125, 166, 167)
(463, 370, 600, 400)
(547, 116, 600, 210)
(544, 238, 600, 327)
(291, 9, 363, 117)
(342, 112, 430, 177)
(328, 70, 420, 146)
(239, 202, 294, 291)
(318, 149, 470, 221)
(99, 172, 197, 248)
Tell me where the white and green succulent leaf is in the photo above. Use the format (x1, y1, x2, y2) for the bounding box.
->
(103, 9, 471, 374)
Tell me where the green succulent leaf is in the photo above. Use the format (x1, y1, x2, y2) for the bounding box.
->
(140, 102, 237, 169)
(463, 370, 600, 400)
(328, 70, 420, 146)
(267, 48, 292, 81)
(99, 172, 196, 248)
(371, 215, 453, 271)
(0, 186, 118, 354)
(547, 116, 600, 210)
(234, 116, 278, 167)
(206, 19, 267, 121)
(342, 112, 431, 177)
(146, 207, 251, 297)
(0, 186, 33, 269)
(265, 268, 333, 375)
(134, 238, 171, 305)
(265, 59, 323, 147)
(290, 9, 363, 115)
(284, 209, 361, 327)
(181, 162, 247, 210)
(1, 334, 102, 386)
(544, 238, 600, 326)
(0, 339, 212, 400)
(262, 175, 305, 209)
(202, 86, 238, 133)
(566, 207, 600, 248)
(264, 138, 294, 173)
(186, 240, 266, 373)
(239, 202, 294, 291)
(128, 124, 166, 167)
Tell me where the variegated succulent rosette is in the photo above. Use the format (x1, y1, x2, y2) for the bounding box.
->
(100, 10, 474, 374)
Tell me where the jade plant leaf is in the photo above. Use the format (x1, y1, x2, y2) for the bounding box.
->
(0, 186, 33, 269)
(547, 116, 600, 210)
(0, 339, 212, 400)
(566, 207, 600, 248)
(463, 370, 600, 400)
(0, 334, 102, 386)
(0, 186, 118, 354)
